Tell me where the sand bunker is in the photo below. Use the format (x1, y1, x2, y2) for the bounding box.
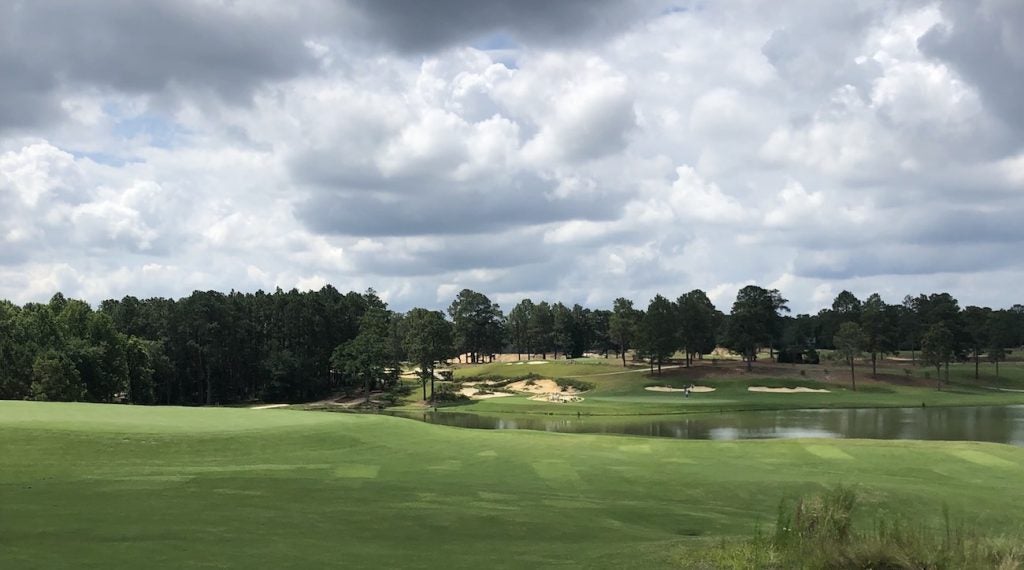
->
(747, 386, 830, 393)
(506, 379, 562, 394)
(458, 387, 515, 400)
(250, 403, 289, 410)
(529, 393, 584, 403)
(526, 361, 548, 365)
(504, 378, 585, 404)
(645, 386, 716, 393)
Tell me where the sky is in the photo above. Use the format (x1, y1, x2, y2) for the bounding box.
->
(1, 0, 1023, 314)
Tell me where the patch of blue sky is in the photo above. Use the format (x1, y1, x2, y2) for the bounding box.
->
(662, 4, 694, 16)
(102, 102, 188, 149)
(473, 31, 519, 51)
(67, 150, 139, 167)
(472, 32, 520, 69)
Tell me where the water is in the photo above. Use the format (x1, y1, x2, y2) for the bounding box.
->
(390, 406, 1024, 446)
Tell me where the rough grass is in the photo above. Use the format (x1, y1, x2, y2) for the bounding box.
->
(679, 486, 1024, 569)
(3, 401, 1024, 568)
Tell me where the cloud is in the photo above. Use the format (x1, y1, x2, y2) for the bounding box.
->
(341, 0, 654, 52)
(1, 1, 1023, 314)
(919, 0, 1024, 133)
(0, 0, 323, 129)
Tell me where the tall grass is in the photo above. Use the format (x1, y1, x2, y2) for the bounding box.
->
(680, 486, 1024, 569)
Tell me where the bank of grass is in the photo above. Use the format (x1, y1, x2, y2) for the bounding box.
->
(3, 401, 1024, 568)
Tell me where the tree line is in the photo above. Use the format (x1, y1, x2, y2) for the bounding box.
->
(1, 285, 1021, 405)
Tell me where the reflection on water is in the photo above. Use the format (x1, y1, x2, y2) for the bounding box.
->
(389, 405, 1024, 446)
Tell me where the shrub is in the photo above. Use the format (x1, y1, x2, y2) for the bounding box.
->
(459, 373, 541, 388)
(555, 378, 595, 392)
(430, 383, 469, 403)
(777, 348, 804, 364)
(803, 349, 820, 364)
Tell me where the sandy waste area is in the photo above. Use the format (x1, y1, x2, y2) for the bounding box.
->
(644, 386, 716, 393)
(747, 386, 830, 393)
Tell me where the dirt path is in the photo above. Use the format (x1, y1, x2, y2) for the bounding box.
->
(306, 395, 370, 408)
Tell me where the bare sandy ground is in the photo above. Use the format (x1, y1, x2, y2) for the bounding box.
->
(529, 393, 584, 403)
(747, 386, 831, 393)
(458, 387, 515, 400)
(644, 386, 716, 393)
(506, 379, 562, 394)
(503, 378, 585, 403)
(250, 403, 289, 410)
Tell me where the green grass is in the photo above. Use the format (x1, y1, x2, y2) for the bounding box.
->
(453, 357, 632, 379)
(2, 401, 1024, 568)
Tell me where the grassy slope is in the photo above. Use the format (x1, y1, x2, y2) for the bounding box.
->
(3, 401, 1024, 568)
(404, 357, 1024, 416)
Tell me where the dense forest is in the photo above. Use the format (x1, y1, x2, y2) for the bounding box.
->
(1, 285, 1022, 405)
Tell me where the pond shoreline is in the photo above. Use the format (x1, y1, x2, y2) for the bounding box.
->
(385, 404, 1024, 446)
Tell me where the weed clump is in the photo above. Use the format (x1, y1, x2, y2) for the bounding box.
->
(679, 486, 1024, 569)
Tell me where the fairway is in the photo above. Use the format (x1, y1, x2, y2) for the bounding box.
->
(3, 401, 1024, 568)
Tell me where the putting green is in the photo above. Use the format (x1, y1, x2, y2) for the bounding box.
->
(2, 401, 1023, 568)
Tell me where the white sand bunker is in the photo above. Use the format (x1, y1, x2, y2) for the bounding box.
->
(458, 387, 515, 400)
(526, 361, 549, 365)
(645, 386, 716, 393)
(250, 403, 289, 410)
(506, 379, 562, 394)
(462, 380, 501, 387)
(748, 386, 831, 393)
(506, 378, 584, 404)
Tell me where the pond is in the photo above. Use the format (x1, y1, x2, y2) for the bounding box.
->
(390, 405, 1024, 446)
